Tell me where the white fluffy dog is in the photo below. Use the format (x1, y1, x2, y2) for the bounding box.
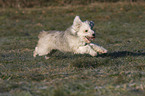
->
(33, 16, 107, 59)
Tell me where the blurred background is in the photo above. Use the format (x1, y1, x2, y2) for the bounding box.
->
(0, 0, 144, 8)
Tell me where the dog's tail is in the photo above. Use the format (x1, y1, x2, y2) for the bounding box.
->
(38, 30, 48, 39)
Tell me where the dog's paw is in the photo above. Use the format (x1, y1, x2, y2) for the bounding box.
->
(33, 51, 37, 57)
(33, 47, 38, 57)
(45, 56, 50, 60)
(102, 49, 108, 53)
(98, 49, 108, 54)
(90, 52, 97, 57)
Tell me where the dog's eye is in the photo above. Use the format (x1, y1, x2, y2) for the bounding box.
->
(85, 30, 88, 32)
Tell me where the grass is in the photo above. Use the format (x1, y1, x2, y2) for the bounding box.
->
(0, 0, 131, 8)
(0, 2, 145, 96)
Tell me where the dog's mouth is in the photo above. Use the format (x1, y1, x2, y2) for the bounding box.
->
(84, 36, 95, 43)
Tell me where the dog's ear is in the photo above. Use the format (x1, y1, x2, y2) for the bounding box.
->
(89, 21, 94, 29)
(73, 16, 82, 30)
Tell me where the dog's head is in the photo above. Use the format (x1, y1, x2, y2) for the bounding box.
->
(71, 16, 95, 43)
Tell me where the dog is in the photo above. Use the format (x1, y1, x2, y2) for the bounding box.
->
(33, 16, 107, 59)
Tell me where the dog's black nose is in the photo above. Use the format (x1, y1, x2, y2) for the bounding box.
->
(92, 34, 95, 37)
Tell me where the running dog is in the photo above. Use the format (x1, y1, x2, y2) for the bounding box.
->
(33, 16, 107, 59)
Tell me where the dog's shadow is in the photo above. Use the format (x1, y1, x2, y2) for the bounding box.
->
(53, 50, 145, 59)
(47, 50, 145, 68)
(98, 50, 145, 58)
(71, 50, 145, 68)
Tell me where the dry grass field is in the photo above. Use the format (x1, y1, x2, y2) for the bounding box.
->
(0, 2, 145, 96)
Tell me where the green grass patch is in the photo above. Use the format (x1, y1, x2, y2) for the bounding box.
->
(0, 2, 145, 96)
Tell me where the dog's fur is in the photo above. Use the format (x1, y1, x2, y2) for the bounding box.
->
(33, 16, 107, 59)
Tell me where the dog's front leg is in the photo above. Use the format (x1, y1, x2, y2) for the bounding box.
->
(75, 45, 97, 56)
(89, 43, 107, 54)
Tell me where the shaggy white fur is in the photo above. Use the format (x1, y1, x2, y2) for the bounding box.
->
(33, 16, 107, 59)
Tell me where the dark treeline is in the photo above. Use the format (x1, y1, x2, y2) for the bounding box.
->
(0, 0, 144, 8)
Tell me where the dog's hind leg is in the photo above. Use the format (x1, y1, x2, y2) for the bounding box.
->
(33, 47, 38, 57)
(33, 45, 51, 58)
(33, 46, 49, 57)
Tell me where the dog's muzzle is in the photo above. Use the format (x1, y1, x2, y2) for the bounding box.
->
(84, 34, 95, 43)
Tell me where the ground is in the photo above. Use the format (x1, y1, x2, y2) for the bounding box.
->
(0, 2, 145, 96)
